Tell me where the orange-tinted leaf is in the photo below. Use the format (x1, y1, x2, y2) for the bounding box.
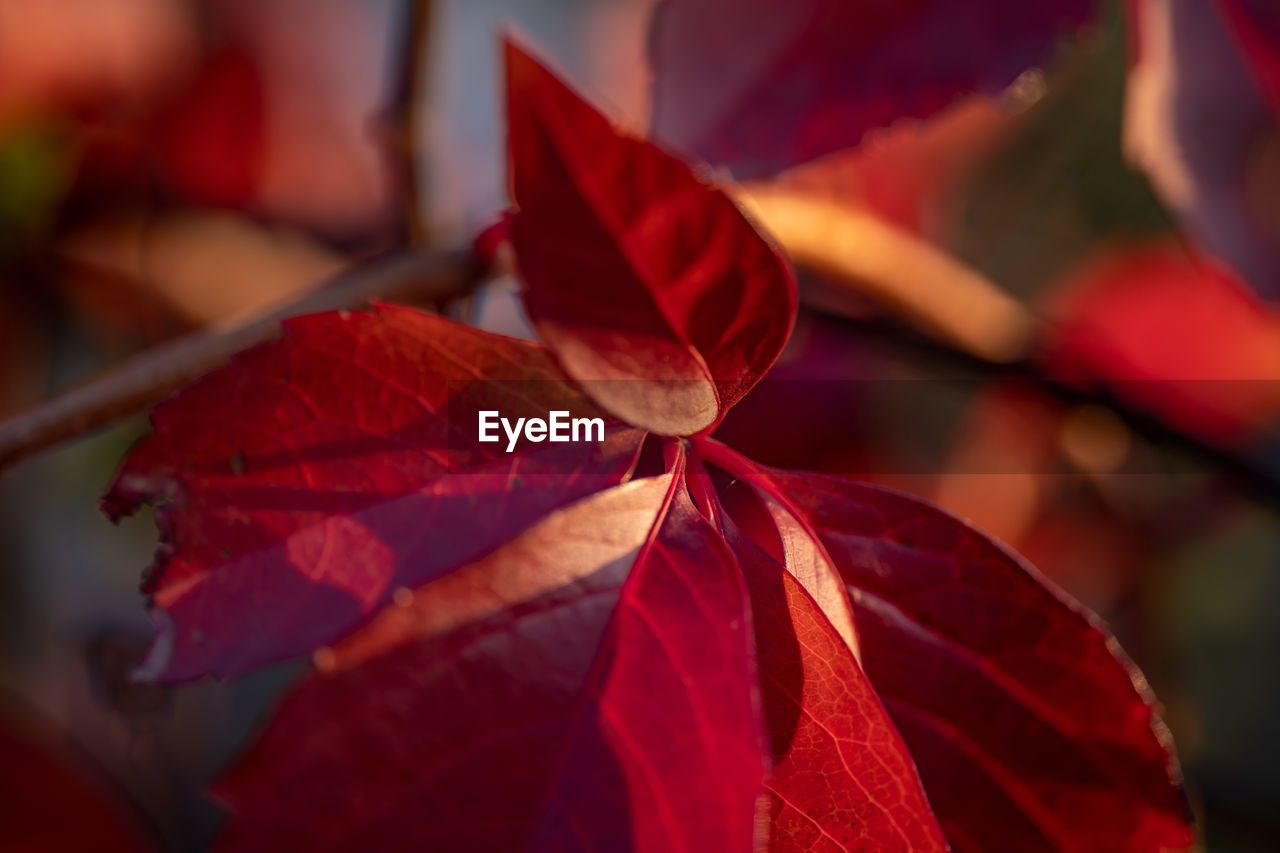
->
(0, 0, 194, 128)
(764, 97, 1014, 239)
(506, 40, 796, 436)
(103, 305, 644, 682)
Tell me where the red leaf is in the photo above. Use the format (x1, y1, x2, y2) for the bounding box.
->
(747, 483, 860, 659)
(1216, 0, 1280, 109)
(649, 0, 1099, 177)
(214, 475, 669, 850)
(1042, 243, 1280, 441)
(699, 442, 1193, 852)
(102, 304, 644, 682)
(527, 455, 764, 851)
(158, 49, 266, 208)
(215, 463, 768, 851)
(100, 25, 1196, 850)
(506, 40, 796, 436)
(722, 515, 950, 852)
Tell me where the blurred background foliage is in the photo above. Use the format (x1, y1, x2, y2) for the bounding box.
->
(0, 0, 1278, 850)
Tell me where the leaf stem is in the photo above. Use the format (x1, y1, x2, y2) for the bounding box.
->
(684, 452, 723, 529)
(693, 437, 831, 580)
(694, 437, 790, 510)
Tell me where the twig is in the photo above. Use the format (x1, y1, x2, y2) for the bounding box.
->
(840, 313, 1280, 508)
(5, 179, 1276, 515)
(392, 0, 434, 246)
(0, 0, 446, 470)
(734, 186, 1280, 504)
(0, 249, 486, 470)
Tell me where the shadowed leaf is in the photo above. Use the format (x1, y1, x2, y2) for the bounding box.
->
(103, 305, 644, 682)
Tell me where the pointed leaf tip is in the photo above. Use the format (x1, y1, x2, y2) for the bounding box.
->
(504, 39, 796, 436)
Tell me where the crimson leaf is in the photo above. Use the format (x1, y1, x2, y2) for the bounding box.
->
(506, 40, 796, 436)
(104, 33, 1195, 853)
(1042, 243, 1280, 441)
(718, 506, 950, 851)
(216, 463, 769, 852)
(701, 441, 1194, 852)
(103, 305, 643, 681)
